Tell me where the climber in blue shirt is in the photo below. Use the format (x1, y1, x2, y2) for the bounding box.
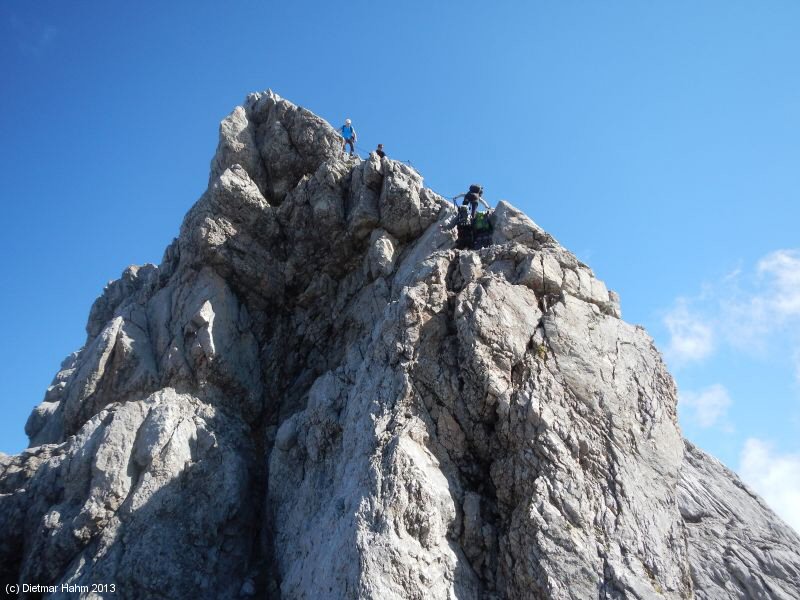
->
(340, 119, 357, 156)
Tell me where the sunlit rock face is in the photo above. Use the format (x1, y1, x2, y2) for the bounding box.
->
(2, 91, 798, 599)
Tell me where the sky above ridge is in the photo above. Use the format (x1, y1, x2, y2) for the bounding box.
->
(1, 1, 798, 531)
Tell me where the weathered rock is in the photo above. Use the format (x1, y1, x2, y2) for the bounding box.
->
(246, 90, 342, 204)
(679, 441, 800, 599)
(210, 105, 267, 198)
(366, 228, 398, 279)
(2, 389, 255, 598)
(347, 152, 384, 240)
(2, 91, 798, 600)
(491, 200, 555, 248)
(378, 160, 445, 240)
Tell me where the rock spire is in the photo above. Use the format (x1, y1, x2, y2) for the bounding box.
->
(1, 91, 798, 599)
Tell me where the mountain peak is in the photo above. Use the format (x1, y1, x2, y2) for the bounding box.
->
(2, 91, 798, 599)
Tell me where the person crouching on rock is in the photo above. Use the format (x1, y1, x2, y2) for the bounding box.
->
(453, 184, 491, 219)
(375, 143, 386, 158)
(340, 118, 357, 156)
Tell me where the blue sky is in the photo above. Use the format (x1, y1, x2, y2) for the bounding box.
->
(1, 2, 798, 529)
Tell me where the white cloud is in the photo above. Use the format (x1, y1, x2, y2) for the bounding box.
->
(679, 384, 732, 428)
(757, 250, 800, 319)
(739, 438, 800, 534)
(723, 249, 800, 346)
(664, 248, 800, 363)
(664, 300, 714, 364)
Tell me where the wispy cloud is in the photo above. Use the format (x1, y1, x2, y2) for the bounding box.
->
(758, 250, 800, 319)
(663, 248, 800, 366)
(679, 384, 732, 429)
(712, 250, 800, 354)
(739, 438, 800, 534)
(664, 299, 714, 364)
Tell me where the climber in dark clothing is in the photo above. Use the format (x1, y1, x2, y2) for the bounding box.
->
(375, 143, 386, 158)
(453, 184, 491, 219)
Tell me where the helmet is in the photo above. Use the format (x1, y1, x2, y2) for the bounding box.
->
(345, 118, 352, 125)
(469, 184, 483, 194)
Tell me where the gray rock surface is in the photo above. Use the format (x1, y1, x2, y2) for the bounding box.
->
(1, 90, 798, 599)
(679, 441, 800, 599)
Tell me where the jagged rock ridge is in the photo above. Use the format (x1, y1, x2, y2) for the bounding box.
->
(1, 91, 798, 599)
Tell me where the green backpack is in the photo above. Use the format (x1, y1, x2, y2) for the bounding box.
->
(474, 212, 491, 232)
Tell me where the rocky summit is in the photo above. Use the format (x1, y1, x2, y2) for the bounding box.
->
(1, 91, 799, 600)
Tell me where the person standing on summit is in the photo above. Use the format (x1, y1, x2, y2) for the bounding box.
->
(340, 118, 357, 156)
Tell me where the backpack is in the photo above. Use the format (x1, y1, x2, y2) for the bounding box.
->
(474, 212, 491, 232)
(464, 191, 480, 205)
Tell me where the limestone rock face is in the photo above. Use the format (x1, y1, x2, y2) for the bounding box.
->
(2, 90, 798, 599)
(679, 441, 800, 599)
